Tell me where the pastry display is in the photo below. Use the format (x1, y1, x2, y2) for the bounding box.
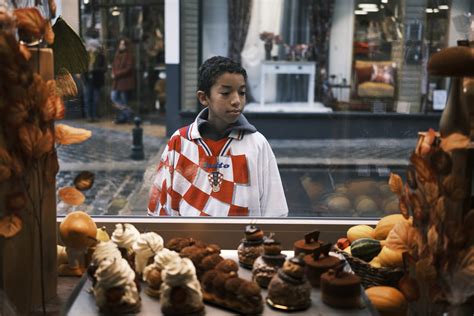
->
(252, 235, 286, 288)
(133, 232, 164, 276)
(266, 256, 312, 311)
(93, 258, 141, 314)
(202, 259, 264, 314)
(111, 223, 140, 268)
(160, 257, 205, 315)
(320, 267, 362, 309)
(237, 224, 265, 268)
(88, 241, 122, 286)
(293, 230, 323, 256)
(143, 248, 181, 298)
(304, 243, 341, 287)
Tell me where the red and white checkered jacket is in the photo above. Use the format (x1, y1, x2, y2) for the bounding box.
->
(147, 120, 288, 217)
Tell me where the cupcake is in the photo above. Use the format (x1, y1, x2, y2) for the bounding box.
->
(237, 225, 265, 268)
(160, 257, 205, 315)
(267, 256, 312, 311)
(321, 268, 361, 309)
(304, 243, 341, 287)
(88, 241, 122, 286)
(293, 230, 323, 256)
(111, 223, 140, 269)
(133, 232, 164, 276)
(166, 237, 205, 252)
(143, 248, 181, 298)
(252, 236, 286, 288)
(93, 258, 141, 314)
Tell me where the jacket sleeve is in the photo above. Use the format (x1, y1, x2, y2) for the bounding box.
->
(147, 143, 172, 216)
(258, 138, 289, 217)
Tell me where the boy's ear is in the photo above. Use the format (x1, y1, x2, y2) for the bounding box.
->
(196, 90, 208, 106)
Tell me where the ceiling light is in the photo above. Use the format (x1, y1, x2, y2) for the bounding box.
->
(433, 8, 439, 13)
(111, 7, 121, 16)
(83, 0, 89, 4)
(355, 10, 368, 15)
(359, 3, 378, 9)
(381, 0, 388, 3)
(438, 5, 449, 10)
(426, 8, 433, 13)
(363, 7, 380, 12)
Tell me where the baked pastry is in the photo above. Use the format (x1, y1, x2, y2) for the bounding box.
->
(111, 223, 140, 269)
(304, 243, 341, 287)
(143, 248, 181, 298)
(166, 237, 206, 252)
(237, 225, 264, 268)
(132, 232, 164, 276)
(88, 241, 122, 286)
(160, 257, 205, 315)
(293, 230, 323, 256)
(202, 259, 263, 314)
(93, 258, 141, 314)
(180, 244, 222, 279)
(252, 236, 286, 288)
(321, 268, 362, 309)
(267, 256, 312, 311)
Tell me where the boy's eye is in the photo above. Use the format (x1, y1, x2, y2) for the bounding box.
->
(220, 92, 230, 96)
(239, 91, 246, 96)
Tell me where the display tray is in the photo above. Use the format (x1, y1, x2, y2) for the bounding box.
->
(62, 251, 377, 316)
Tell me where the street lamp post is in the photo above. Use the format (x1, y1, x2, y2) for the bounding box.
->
(131, 116, 145, 160)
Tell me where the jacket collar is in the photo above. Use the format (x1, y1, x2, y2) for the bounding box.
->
(188, 108, 257, 140)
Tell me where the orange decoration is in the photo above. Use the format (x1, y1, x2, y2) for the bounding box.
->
(0, 215, 23, 238)
(13, 8, 46, 41)
(388, 173, 403, 196)
(44, 21, 54, 44)
(0, 148, 12, 182)
(58, 186, 86, 205)
(440, 133, 470, 152)
(55, 124, 92, 145)
(18, 43, 31, 60)
(18, 124, 54, 159)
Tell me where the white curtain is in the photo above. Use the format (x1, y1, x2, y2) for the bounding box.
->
(241, 0, 284, 103)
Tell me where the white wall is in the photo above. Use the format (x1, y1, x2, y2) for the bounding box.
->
(202, 0, 229, 59)
(328, 0, 355, 102)
(58, 0, 79, 34)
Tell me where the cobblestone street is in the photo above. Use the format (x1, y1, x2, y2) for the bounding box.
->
(55, 119, 416, 217)
(56, 120, 165, 216)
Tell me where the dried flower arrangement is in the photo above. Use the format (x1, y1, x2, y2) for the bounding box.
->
(387, 128, 473, 314)
(0, 1, 90, 313)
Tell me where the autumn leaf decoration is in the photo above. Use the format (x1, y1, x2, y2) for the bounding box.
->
(0, 5, 91, 239)
(388, 129, 473, 307)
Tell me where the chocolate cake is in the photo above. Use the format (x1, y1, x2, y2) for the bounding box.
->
(293, 231, 323, 256)
(237, 225, 265, 268)
(266, 256, 312, 311)
(304, 243, 341, 287)
(320, 267, 362, 309)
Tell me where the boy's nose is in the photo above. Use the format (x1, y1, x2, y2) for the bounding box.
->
(230, 93, 241, 107)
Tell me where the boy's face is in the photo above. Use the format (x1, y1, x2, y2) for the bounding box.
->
(197, 72, 246, 131)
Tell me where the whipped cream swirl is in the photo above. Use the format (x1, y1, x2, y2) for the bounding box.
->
(133, 232, 164, 274)
(94, 258, 139, 306)
(111, 223, 140, 250)
(154, 248, 181, 270)
(92, 241, 122, 265)
(162, 258, 202, 298)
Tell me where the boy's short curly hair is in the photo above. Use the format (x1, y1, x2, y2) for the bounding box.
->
(198, 56, 247, 96)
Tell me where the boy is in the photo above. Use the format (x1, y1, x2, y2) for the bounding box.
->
(147, 56, 288, 217)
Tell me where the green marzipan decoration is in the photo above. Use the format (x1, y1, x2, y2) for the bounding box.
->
(51, 16, 88, 75)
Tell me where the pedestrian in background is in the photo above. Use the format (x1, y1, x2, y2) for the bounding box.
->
(83, 39, 106, 122)
(111, 37, 135, 124)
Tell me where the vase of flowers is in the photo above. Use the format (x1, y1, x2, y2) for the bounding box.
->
(259, 32, 283, 61)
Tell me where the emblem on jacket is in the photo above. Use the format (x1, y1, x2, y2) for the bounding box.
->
(208, 171, 223, 192)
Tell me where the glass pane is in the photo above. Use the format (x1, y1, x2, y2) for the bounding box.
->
(53, 0, 471, 218)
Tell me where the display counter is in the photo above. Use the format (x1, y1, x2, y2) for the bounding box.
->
(61, 251, 378, 316)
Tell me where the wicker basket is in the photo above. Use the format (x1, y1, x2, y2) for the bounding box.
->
(336, 251, 404, 288)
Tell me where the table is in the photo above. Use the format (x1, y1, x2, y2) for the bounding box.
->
(62, 251, 377, 315)
(260, 61, 316, 107)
